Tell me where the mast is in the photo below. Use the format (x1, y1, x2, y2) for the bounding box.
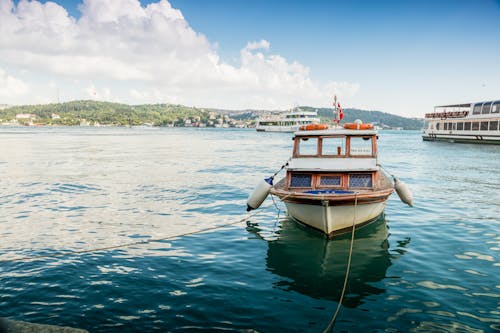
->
(333, 95, 339, 125)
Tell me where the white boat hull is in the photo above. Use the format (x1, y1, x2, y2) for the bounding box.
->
(422, 132, 500, 144)
(284, 201, 387, 236)
(256, 125, 301, 132)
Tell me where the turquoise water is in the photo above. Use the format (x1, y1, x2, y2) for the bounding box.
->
(0, 127, 498, 332)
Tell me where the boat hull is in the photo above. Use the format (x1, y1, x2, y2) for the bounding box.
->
(255, 125, 301, 132)
(284, 200, 387, 237)
(422, 132, 500, 145)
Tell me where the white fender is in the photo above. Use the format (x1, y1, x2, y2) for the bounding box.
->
(394, 177, 413, 207)
(247, 177, 273, 211)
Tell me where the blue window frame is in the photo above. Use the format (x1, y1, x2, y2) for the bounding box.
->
(290, 174, 312, 188)
(349, 174, 373, 188)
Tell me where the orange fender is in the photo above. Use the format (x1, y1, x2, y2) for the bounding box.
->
(343, 123, 374, 130)
(299, 123, 329, 131)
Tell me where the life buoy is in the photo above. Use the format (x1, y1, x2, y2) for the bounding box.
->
(299, 123, 329, 131)
(343, 123, 374, 130)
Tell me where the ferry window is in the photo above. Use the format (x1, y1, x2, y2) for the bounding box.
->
(349, 137, 373, 156)
(481, 102, 492, 114)
(452, 123, 457, 130)
(492, 102, 500, 114)
(490, 121, 498, 131)
(464, 122, 471, 130)
(322, 137, 345, 155)
(472, 122, 479, 130)
(436, 122, 440, 130)
(319, 175, 342, 187)
(349, 174, 373, 188)
(480, 122, 488, 131)
(444, 123, 448, 130)
(473, 104, 482, 115)
(298, 137, 318, 155)
(290, 174, 312, 188)
(457, 122, 464, 130)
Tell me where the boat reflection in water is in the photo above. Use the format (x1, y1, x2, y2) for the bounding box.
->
(249, 215, 401, 307)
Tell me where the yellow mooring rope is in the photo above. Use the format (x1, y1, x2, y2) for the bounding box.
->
(0, 210, 265, 263)
(322, 192, 358, 333)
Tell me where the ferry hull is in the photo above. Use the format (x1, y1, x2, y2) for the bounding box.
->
(284, 200, 387, 237)
(255, 125, 300, 132)
(422, 133, 500, 145)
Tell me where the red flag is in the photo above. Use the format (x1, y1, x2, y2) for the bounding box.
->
(338, 102, 344, 120)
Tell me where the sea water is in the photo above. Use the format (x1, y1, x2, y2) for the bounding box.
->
(0, 127, 498, 332)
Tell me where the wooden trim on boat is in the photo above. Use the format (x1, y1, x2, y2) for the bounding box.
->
(285, 170, 392, 192)
(315, 173, 344, 188)
(293, 134, 378, 159)
(270, 185, 394, 206)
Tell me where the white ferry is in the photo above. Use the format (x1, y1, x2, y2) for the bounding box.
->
(255, 108, 321, 132)
(422, 100, 500, 144)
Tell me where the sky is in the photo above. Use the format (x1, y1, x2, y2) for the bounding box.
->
(1, 0, 499, 117)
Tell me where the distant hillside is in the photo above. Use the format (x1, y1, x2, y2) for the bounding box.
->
(0, 100, 215, 126)
(300, 106, 424, 130)
(0, 100, 424, 129)
(224, 106, 424, 130)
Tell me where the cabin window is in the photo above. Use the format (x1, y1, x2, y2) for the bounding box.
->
(349, 137, 373, 156)
(473, 104, 482, 115)
(472, 122, 480, 130)
(444, 123, 448, 130)
(321, 137, 345, 156)
(349, 174, 373, 188)
(492, 102, 500, 114)
(464, 122, 471, 130)
(490, 121, 498, 131)
(481, 102, 492, 114)
(298, 137, 318, 156)
(457, 122, 464, 130)
(452, 123, 457, 131)
(436, 122, 440, 130)
(480, 122, 488, 131)
(290, 174, 312, 188)
(319, 175, 342, 187)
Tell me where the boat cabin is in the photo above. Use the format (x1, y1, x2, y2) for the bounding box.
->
(286, 129, 383, 191)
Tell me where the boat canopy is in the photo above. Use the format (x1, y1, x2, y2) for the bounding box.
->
(294, 129, 377, 136)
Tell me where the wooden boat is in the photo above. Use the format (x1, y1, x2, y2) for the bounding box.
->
(268, 124, 394, 237)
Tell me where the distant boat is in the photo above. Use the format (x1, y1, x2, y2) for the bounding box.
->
(255, 108, 321, 132)
(422, 100, 500, 144)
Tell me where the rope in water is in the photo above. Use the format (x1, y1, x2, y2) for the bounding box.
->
(0, 209, 265, 263)
(322, 193, 358, 333)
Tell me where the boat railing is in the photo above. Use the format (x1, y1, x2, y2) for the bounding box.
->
(350, 147, 372, 156)
(425, 111, 469, 119)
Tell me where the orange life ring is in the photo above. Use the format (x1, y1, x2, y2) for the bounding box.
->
(299, 123, 329, 131)
(343, 123, 374, 130)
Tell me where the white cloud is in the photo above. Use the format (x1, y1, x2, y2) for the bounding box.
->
(245, 40, 270, 51)
(0, 68, 30, 99)
(0, 0, 359, 109)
